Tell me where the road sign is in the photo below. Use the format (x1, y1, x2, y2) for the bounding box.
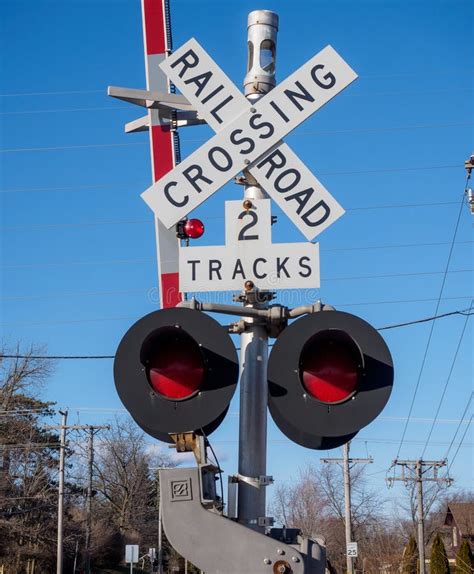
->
(125, 544, 139, 563)
(142, 39, 357, 238)
(160, 39, 346, 241)
(347, 542, 358, 557)
(179, 199, 319, 291)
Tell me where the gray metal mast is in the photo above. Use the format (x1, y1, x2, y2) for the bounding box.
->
(237, 9, 279, 533)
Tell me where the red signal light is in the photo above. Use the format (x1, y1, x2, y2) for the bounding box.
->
(300, 331, 359, 404)
(145, 328, 204, 400)
(183, 218, 205, 239)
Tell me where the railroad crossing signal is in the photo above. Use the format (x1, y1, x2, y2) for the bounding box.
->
(267, 310, 394, 449)
(114, 307, 239, 443)
(142, 38, 357, 240)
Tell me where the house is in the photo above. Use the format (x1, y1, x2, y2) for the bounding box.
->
(443, 502, 474, 553)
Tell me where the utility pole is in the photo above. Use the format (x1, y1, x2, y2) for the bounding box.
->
(47, 418, 109, 574)
(387, 459, 452, 574)
(322, 441, 373, 574)
(56, 410, 68, 574)
(84, 425, 109, 574)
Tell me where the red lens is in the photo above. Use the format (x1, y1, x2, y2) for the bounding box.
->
(184, 218, 205, 239)
(145, 329, 204, 400)
(300, 331, 359, 404)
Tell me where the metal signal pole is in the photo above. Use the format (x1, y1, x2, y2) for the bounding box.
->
(322, 441, 373, 574)
(237, 10, 279, 533)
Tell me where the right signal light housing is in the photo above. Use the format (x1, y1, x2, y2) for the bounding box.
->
(267, 310, 394, 450)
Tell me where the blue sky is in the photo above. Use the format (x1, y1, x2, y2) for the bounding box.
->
(1, 0, 472, 510)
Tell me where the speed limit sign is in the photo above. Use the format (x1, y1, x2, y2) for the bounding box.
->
(347, 542, 358, 557)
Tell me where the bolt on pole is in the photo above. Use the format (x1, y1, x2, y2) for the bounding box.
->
(237, 9, 278, 532)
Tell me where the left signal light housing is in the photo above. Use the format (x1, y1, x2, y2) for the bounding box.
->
(114, 308, 239, 443)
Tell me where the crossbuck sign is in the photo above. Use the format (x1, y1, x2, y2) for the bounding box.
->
(142, 38, 358, 241)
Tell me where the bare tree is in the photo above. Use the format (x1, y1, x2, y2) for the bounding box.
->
(272, 462, 394, 572)
(0, 344, 57, 574)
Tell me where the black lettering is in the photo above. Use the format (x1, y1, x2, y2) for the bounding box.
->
(269, 100, 290, 123)
(230, 129, 255, 155)
(238, 210, 259, 240)
(210, 95, 234, 124)
(182, 164, 212, 193)
(209, 260, 222, 280)
(253, 258, 267, 279)
(164, 181, 188, 207)
(274, 168, 301, 193)
(184, 71, 212, 97)
(298, 256, 312, 278)
(208, 146, 233, 172)
(256, 148, 287, 178)
(187, 260, 200, 281)
(283, 81, 315, 111)
(248, 113, 275, 139)
(232, 259, 246, 280)
(311, 64, 336, 89)
(201, 84, 224, 104)
(302, 200, 331, 227)
(285, 187, 313, 214)
(170, 49, 199, 78)
(277, 257, 290, 278)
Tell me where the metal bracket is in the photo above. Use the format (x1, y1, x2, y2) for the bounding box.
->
(258, 516, 275, 528)
(169, 432, 207, 465)
(232, 288, 276, 305)
(229, 473, 274, 489)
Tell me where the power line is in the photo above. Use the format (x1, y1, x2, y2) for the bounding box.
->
(421, 301, 473, 457)
(1, 307, 472, 357)
(396, 190, 468, 458)
(2, 241, 472, 270)
(0, 202, 466, 232)
(1, 270, 472, 302)
(444, 392, 474, 461)
(447, 415, 473, 473)
(1, 71, 472, 96)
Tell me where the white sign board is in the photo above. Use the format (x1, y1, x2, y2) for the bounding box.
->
(125, 544, 139, 563)
(347, 542, 358, 557)
(142, 38, 357, 239)
(179, 199, 319, 292)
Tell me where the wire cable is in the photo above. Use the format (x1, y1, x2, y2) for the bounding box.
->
(446, 415, 473, 473)
(396, 185, 468, 458)
(1, 307, 472, 360)
(421, 301, 473, 457)
(444, 392, 474, 461)
(2, 241, 471, 270)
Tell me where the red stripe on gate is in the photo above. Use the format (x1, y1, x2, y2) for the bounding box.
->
(151, 124, 174, 181)
(161, 272, 181, 307)
(143, 0, 167, 55)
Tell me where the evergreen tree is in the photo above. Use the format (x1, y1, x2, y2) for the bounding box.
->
(402, 535, 419, 574)
(456, 539, 473, 574)
(430, 532, 450, 574)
